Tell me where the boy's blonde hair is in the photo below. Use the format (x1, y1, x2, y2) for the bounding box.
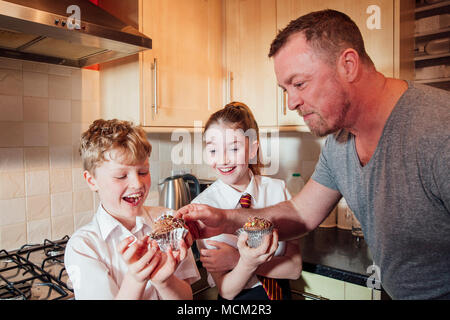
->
(80, 119, 152, 174)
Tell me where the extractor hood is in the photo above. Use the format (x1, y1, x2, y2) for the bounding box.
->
(0, 0, 151, 68)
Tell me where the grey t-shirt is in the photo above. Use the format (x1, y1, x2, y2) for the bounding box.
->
(311, 81, 450, 299)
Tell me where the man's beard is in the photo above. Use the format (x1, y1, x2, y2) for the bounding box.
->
(301, 100, 350, 137)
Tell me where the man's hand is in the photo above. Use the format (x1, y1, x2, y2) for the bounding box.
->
(176, 204, 231, 239)
(200, 241, 240, 273)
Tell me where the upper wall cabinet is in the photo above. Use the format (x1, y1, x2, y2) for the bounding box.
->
(141, 0, 223, 127)
(224, 0, 279, 127)
(100, 0, 223, 128)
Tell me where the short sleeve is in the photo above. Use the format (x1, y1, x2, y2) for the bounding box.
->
(64, 237, 119, 300)
(311, 135, 339, 191)
(174, 248, 201, 285)
(432, 138, 450, 214)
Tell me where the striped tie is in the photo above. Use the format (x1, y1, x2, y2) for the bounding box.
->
(239, 193, 283, 300)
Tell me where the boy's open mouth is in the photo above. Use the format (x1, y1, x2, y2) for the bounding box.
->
(122, 192, 144, 206)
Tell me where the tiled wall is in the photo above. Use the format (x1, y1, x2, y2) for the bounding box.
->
(0, 57, 100, 250)
(0, 56, 325, 251)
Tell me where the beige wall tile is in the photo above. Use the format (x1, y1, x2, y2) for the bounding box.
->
(0, 171, 25, 200)
(72, 167, 88, 190)
(49, 99, 71, 123)
(25, 170, 49, 196)
(24, 122, 48, 147)
(0, 148, 23, 172)
(51, 192, 72, 217)
(24, 147, 49, 170)
(0, 122, 24, 147)
(81, 69, 99, 101)
(74, 211, 94, 231)
(26, 194, 51, 221)
(48, 123, 72, 146)
(48, 64, 73, 77)
(73, 189, 93, 214)
(50, 168, 72, 193)
(49, 146, 72, 169)
(72, 144, 82, 168)
(0, 95, 22, 121)
(0, 57, 22, 70)
(0, 198, 26, 226)
(23, 71, 48, 98)
(23, 97, 49, 122)
(22, 61, 49, 73)
(0, 223, 27, 251)
(49, 74, 72, 100)
(0, 68, 22, 96)
(27, 218, 51, 244)
(51, 215, 74, 240)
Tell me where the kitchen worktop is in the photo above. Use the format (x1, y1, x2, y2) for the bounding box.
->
(299, 227, 378, 288)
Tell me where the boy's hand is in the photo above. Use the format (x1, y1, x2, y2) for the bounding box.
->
(236, 229, 279, 271)
(149, 239, 188, 286)
(200, 241, 239, 272)
(117, 235, 161, 283)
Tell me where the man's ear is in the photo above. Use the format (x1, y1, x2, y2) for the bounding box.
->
(337, 48, 359, 83)
(83, 170, 99, 192)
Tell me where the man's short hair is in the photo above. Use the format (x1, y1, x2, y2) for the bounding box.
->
(80, 119, 151, 174)
(269, 9, 373, 66)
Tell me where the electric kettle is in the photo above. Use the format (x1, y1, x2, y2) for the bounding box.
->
(159, 174, 201, 210)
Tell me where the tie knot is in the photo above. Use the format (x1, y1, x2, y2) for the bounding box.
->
(239, 193, 252, 208)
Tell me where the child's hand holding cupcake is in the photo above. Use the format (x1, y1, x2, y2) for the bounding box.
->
(236, 217, 279, 272)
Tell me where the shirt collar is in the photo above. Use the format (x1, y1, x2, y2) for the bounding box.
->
(96, 204, 147, 241)
(216, 169, 259, 208)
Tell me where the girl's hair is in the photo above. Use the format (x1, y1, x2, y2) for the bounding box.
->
(204, 101, 263, 175)
(79, 119, 152, 174)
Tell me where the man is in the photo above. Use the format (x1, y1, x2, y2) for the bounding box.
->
(179, 10, 450, 299)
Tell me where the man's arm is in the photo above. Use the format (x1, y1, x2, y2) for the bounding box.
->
(180, 179, 341, 241)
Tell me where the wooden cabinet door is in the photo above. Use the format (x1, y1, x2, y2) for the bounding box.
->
(224, 0, 278, 127)
(276, 0, 396, 125)
(141, 0, 223, 127)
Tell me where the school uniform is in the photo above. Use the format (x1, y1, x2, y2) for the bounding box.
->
(64, 204, 200, 300)
(192, 170, 292, 300)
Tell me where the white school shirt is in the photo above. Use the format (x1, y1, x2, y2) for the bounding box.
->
(64, 204, 200, 300)
(192, 170, 291, 289)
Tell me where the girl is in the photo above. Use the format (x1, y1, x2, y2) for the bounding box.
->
(192, 102, 302, 300)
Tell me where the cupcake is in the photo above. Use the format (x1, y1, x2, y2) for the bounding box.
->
(242, 216, 273, 248)
(149, 214, 188, 252)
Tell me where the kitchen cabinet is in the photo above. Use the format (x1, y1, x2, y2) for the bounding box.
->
(224, 0, 414, 129)
(100, 0, 223, 128)
(292, 271, 380, 300)
(414, 0, 450, 91)
(224, 0, 279, 127)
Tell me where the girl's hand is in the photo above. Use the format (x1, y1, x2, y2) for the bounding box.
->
(200, 241, 240, 272)
(117, 235, 161, 283)
(236, 229, 279, 271)
(149, 239, 188, 286)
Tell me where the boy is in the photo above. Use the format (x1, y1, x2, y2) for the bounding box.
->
(64, 119, 200, 299)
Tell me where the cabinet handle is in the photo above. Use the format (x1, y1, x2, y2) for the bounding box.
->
(227, 71, 233, 102)
(152, 58, 158, 114)
(283, 90, 287, 115)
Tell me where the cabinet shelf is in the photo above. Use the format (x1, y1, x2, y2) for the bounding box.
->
(415, 27, 450, 40)
(415, 0, 450, 19)
(415, 77, 450, 84)
(414, 52, 450, 61)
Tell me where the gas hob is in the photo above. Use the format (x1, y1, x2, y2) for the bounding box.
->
(0, 236, 74, 300)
